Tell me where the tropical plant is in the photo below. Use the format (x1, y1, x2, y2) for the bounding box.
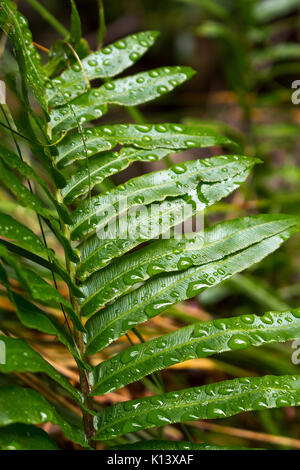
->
(0, 0, 299, 450)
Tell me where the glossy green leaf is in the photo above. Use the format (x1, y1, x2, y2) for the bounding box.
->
(9, 292, 83, 364)
(91, 308, 300, 395)
(94, 375, 300, 440)
(0, 385, 87, 447)
(49, 67, 195, 134)
(76, 161, 255, 281)
(0, 143, 71, 224)
(85, 226, 297, 354)
(81, 214, 297, 317)
(62, 147, 174, 204)
(0, 246, 84, 332)
(71, 155, 254, 240)
(0, 212, 47, 256)
(0, 335, 83, 405)
(55, 123, 233, 167)
(0, 424, 59, 450)
(0, 0, 48, 109)
(0, 159, 55, 223)
(0, 236, 83, 299)
(0, 158, 78, 262)
(15, 268, 84, 332)
(46, 31, 160, 106)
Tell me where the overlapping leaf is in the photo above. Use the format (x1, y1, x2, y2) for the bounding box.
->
(49, 67, 195, 134)
(80, 214, 297, 317)
(0, 335, 83, 404)
(55, 123, 234, 167)
(46, 30, 160, 106)
(71, 155, 253, 239)
(0, 143, 70, 223)
(85, 225, 297, 354)
(62, 147, 174, 204)
(0, 0, 48, 109)
(0, 386, 88, 447)
(0, 158, 77, 262)
(75, 160, 255, 281)
(8, 292, 85, 365)
(0, 245, 84, 332)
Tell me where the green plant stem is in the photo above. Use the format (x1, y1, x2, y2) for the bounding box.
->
(25, 0, 69, 38)
(60, 210, 96, 448)
(97, 0, 106, 49)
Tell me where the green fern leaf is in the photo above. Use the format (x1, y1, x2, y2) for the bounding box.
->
(0, 424, 59, 450)
(93, 375, 300, 440)
(90, 308, 300, 395)
(85, 225, 297, 354)
(46, 30, 160, 106)
(80, 214, 297, 317)
(0, 385, 88, 447)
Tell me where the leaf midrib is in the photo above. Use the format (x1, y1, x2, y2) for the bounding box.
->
(96, 381, 300, 435)
(81, 218, 286, 307)
(72, 159, 244, 233)
(86, 231, 287, 350)
(92, 317, 300, 390)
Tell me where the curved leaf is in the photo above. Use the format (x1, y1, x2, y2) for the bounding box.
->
(62, 147, 174, 204)
(93, 375, 300, 440)
(0, 160, 77, 261)
(80, 214, 297, 317)
(76, 166, 254, 281)
(0, 0, 47, 109)
(55, 123, 234, 167)
(0, 246, 84, 332)
(71, 155, 255, 239)
(85, 227, 297, 354)
(46, 31, 160, 106)
(0, 237, 83, 299)
(49, 67, 195, 134)
(0, 334, 83, 405)
(9, 292, 84, 365)
(90, 308, 300, 395)
(0, 143, 70, 224)
(0, 424, 59, 450)
(0, 212, 47, 256)
(0, 159, 55, 223)
(0, 385, 87, 447)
